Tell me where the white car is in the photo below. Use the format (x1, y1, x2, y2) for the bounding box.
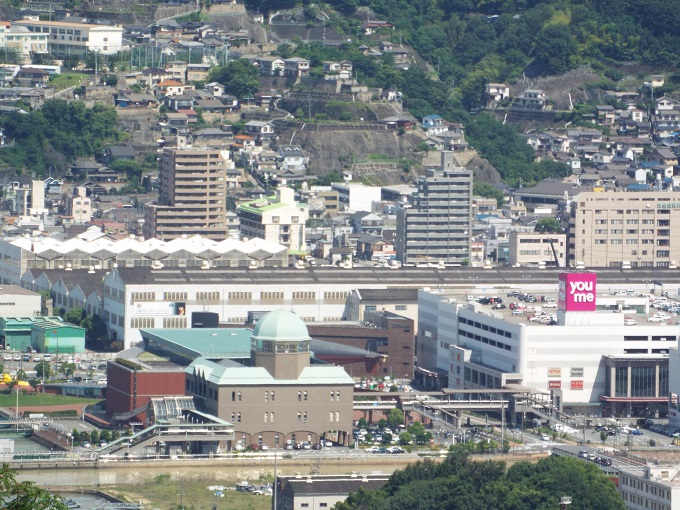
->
(2, 353, 10, 361)
(512, 309, 524, 316)
(543, 302, 557, 308)
(647, 316, 666, 323)
(624, 319, 637, 326)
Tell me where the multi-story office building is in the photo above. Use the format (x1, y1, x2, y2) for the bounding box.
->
(568, 191, 680, 268)
(144, 147, 233, 240)
(396, 152, 473, 264)
(12, 20, 123, 57)
(509, 232, 567, 267)
(237, 187, 308, 252)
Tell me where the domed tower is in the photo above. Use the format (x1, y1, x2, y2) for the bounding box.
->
(251, 310, 311, 379)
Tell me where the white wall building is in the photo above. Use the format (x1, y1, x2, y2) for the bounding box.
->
(0, 285, 41, 317)
(418, 273, 675, 415)
(237, 187, 308, 252)
(0, 24, 48, 62)
(619, 465, 680, 510)
(12, 20, 123, 56)
(331, 182, 382, 213)
(102, 267, 394, 348)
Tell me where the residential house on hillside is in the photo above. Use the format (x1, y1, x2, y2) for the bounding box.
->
(14, 67, 49, 87)
(153, 79, 191, 97)
(193, 126, 233, 147)
(102, 146, 135, 164)
(655, 96, 677, 113)
(283, 57, 309, 78)
(514, 89, 547, 110)
(422, 114, 449, 136)
(244, 120, 274, 143)
(204, 82, 225, 96)
(485, 83, 510, 106)
(595, 105, 616, 126)
(258, 56, 284, 76)
(164, 94, 194, 111)
(361, 20, 394, 34)
(276, 145, 308, 173)
(648, 148, 678, 168)
(137, 67, 172, 87)
(186, 63, 210, 82)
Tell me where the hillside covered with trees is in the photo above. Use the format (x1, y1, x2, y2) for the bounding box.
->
(334, 448, 625, 510)
(255, 0, 679, 186)
(0, 100, 123, 176)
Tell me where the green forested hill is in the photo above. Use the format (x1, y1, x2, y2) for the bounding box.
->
(0, 100, 123, 175)
(251, 0, 678, 185)
(352, 0, 679, 108)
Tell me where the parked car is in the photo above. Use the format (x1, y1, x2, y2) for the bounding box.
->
(492, 304, 506, 310)
(630, 429, 644, 436)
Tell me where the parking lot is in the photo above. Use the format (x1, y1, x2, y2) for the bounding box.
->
(1, 349, 112, 385)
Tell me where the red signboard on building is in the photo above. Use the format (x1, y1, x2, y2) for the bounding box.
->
(548, 381, 562, 389)
(570, 380, 584, 390)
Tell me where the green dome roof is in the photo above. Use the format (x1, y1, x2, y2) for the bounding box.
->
(252, 309, 310, 342)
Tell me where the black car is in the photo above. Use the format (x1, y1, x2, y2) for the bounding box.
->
(312, 443, 322, 450)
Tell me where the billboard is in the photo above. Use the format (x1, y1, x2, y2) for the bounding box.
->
(548, 381, 562, 389)
(548, 367, 562, 378)
(133, 301, 186, 316)
(570, 380, 584, 390)
(558, 272, 597, 312)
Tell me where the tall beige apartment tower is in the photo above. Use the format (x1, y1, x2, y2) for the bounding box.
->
(568, 191, 680, 268)
(144, 147, 232, 240)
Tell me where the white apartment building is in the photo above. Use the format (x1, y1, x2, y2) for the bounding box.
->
(12, 20, 123, 57)
(568, 191, 680, 268)
(396, 152, 473, 264)
(619, 465, 679, 510)
(237, 187, 308, 252)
